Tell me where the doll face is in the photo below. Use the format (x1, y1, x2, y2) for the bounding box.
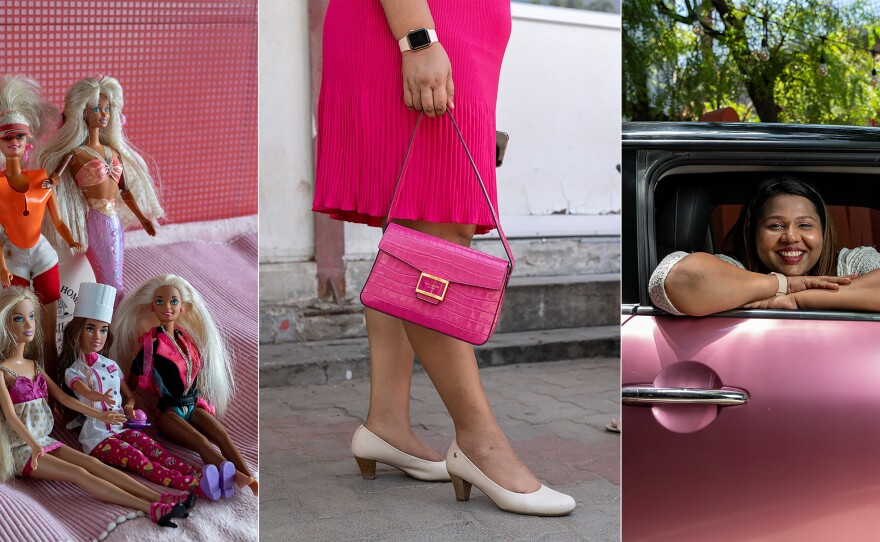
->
(80, 318, 109, 354)
(85, 95, 111, 130)
(152, 285, 182, 323)
(1, 132, 28, 159)
(8, 299, 36, 344)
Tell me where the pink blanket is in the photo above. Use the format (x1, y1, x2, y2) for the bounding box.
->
(0, 231, 258, 542)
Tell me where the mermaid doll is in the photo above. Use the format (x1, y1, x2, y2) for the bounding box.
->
(0, 286, 188, 527)
(39, 74, 163, 307)
(59, 282, 231, 501)
(111, 274, 258, 496)
(0, 74, 83, 380)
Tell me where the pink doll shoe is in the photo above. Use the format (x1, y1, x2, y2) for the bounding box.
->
(149, 502, 178, 528)
(199, 464, 222, 500)
(220, 461, 236, 499)
(162, 491, 197, 509)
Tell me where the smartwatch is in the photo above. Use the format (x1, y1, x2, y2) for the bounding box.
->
(398, 28, 438, 52)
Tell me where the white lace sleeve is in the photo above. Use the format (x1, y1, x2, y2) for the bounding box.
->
(838, 246, 880, 276)
(649, 252, 689, 315)
(649, 252, 746, 315)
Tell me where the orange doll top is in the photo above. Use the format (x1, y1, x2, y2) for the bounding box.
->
(0, 169, 52, 249)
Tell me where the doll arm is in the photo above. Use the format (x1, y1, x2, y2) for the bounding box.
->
(119, 173, 157, 236)
(0, 375, 44, 463)
(0, 249, 12, 287)
(119, 379, 138, 418)
(45, 372, 125, 425)
(69, 380, 117, 408)
(43, 151, 75, 188)
(46, 192, 83, 251)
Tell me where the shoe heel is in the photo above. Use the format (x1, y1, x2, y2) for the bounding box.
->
(354, 457, 376, 479)
(450, 474, 472, 502)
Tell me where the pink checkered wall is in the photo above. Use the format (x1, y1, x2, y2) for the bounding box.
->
(1, 0, 258, 224)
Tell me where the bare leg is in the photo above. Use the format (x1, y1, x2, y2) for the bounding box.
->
(363, 308, 442, 461)
(52, 446, 162, 502)
(395, 220, 541, 493)
(155, 410, 227, 466)
(189, 408, 258, 492)
(30, 451, 150, 514)
(41, 301, 58, 382)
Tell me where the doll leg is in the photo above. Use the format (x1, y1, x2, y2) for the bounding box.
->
(85, 208, 125, 307)
(52, 444, 163, 503)
(189, 408, 253, 482)
(30, 451, 151, 514)
(92, 434, 201, 494)
(155, 409, 227, 467)
(120, 430, 199, 477)
(31, 266, 61, 380)
(394, 219, 542, 494)
(362, 308, 443, 461)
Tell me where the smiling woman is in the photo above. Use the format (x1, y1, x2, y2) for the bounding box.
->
(649, 176, 880, 316)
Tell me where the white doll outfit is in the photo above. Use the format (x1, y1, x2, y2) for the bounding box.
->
(65, 354, 126, 454)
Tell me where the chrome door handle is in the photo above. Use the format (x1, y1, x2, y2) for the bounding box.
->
(622, 386, 748, 405)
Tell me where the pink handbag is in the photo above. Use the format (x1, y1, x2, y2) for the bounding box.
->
(360, 111, 515, 346)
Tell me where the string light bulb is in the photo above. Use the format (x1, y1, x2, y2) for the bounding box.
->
(871, 68, 878, 87)
(758, 38, 771, 61)
(693, 20, 704, 35)
(818, 56, 828, 77)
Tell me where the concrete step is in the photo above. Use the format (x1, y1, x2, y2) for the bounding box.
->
(260, 274, 619, 344)
(259, 325, 620, 387)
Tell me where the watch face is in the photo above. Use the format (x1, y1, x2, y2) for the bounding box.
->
(407, 28, 432, 50)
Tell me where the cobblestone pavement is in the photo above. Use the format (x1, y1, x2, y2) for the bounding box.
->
(260, 358, 620, 541)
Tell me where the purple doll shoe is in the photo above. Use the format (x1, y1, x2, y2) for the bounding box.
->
(220, 461, 236, 499)
(199, 464, 221, 500)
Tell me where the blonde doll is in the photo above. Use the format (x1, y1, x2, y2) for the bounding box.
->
(39, 74, 163, 307)
(0, 286, 188, 527)
(111, 274, 257, 496)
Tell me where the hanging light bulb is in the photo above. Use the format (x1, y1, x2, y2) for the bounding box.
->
(693, 20, 704, 35)
(758, 38, 771, 61)
(871, 68, 878, 87)
(818, 55, 828, 77)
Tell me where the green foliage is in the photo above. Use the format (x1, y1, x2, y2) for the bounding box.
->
(623, 0, 880, 124)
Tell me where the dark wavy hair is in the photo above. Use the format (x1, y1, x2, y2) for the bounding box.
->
(722, 176, 838, 276)
(56, 316, 114, 386)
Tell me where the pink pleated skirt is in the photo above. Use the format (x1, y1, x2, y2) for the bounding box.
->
(312, 0, 512, 235)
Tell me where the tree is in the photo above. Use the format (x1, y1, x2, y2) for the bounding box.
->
(623, 0, 880, 124)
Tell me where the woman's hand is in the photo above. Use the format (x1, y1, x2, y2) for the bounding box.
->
(401, 43, 454, 117)
(786, 274, 853, 294)
(98, 410, 127, 426)
(29, 444, 45, 471)
(743, 294, 799, 310)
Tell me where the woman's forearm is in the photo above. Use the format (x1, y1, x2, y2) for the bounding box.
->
(793, 271, 880, 312)
(379, 0, 435, 39)
(664, 253, 779, 316)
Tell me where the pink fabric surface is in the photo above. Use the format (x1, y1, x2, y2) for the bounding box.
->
(0, 231, 258, 542)
(312, 0, 511, 235)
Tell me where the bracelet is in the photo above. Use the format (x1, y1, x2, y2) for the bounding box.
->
(769, 272, 787, 296)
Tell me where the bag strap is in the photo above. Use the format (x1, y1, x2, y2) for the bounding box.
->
(383, 111, 514, 270)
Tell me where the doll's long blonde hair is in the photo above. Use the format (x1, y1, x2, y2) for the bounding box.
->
(0, 74, 58, 170)
(38, 75, 164, 250)
(110, 275, 234, 416)
(0, 287, 43, 482)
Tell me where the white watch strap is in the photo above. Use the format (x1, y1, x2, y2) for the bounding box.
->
(769, 272, 787, 296)
(398, 28, 438, 52)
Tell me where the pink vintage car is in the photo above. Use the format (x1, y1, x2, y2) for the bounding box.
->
(621, 122, 880, 541)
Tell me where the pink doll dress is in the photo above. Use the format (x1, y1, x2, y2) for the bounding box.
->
(312, 0, 512, 235)
(0, 365, 64, 476)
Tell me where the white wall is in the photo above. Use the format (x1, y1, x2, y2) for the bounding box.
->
(259, 0, 313, 265)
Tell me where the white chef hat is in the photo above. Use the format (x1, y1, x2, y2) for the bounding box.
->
(73, 282, 117, 323)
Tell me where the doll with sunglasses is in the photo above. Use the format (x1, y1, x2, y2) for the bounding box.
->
(0, 286, 188, 527)
(111, 274, 257, 496)
(59, 282, 232, 501)
(39, 74, 163, 308)
(0, 74, 83, 379)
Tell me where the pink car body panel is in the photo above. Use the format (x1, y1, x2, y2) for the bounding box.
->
(622, 313, 880, 541)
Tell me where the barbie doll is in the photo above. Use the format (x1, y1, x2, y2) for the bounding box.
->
(111, 275, 257, 496)
(39, 74, 163, 307)
(0, 74, 83, 379)
(0, 286, 188, 527)
(59, 282, 231, 501)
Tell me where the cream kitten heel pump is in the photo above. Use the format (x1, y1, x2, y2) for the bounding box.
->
(446, 440, 576, 516)
(350, 425, 450, 482)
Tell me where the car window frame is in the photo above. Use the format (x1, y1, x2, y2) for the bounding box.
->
(628, 147, 880, 323)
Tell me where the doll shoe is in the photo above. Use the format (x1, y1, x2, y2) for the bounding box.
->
(199, 464, 222, 500)
(350, 424, 449, 482)
(149, 502, 178, 528)
(219, 461, 236, 499)
(445, 440, 576, 516)
(161, 491, 196, 510)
